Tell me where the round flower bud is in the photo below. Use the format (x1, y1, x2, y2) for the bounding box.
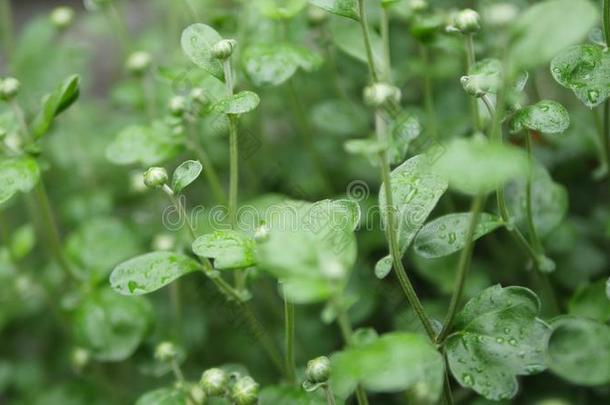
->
(231, 376, 260, 405)
(306, 356, 331, 383)
(190, 87, 207, 105)
(460, 76, 485, 98)
(168, 96, 188, 117)
(200, 368, 229, 397)
(143, 167, 168, 188)
(126, 51, 152, 76)
(154, 341, 178, 362)
(307, 6, 328, 26)
(71, 347, 90, 371)
(188, 384, 207, 405)
(254, 223, 270, 242)
(409, 0, 428, 12)
(211, 39, 237, 60)
(50, 6, 75, 30)
(363, 83, 401, 108)
(0, 77, 20, 101)
(454, 9, 481, 34)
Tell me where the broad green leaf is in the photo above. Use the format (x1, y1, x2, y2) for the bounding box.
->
(311, 99, 368, 136)
(309, 0, 360, 20)
(260, 385, 326, 404)
(344, 138, 387, 165)
(110, 252, 200, 295)
(547, 316, 610, 385)
(171, 160, 202, 193)
(509, 0, 598, 70)
(568, 279, 610, 322)
(31, 75, 80, 139)
(192, 230, 257, 270)
(461, 59, 502, 96)
(412, 255, 490, 298)
(257, 199, 359, 303)
(505, 164, 568, 238)
(66, 217, 140, 280)
(10, 224, 35, 260)
(72, 288, 151, 361)
(330, 332, 444, 402)
(106, 123, 181, 166)
(181, 24, 224, 80)
(213, 91, 260, 115)
(387, 113, 422, 164)
(242, 43, 322, 87)
(445, 285, 549, 400)
(431, 137, 530, 196)
(0, 158, 40, 204)
(550, 44, 610, 108)
(510, 100, 570, 134)
(374, 255, 392, 279)
(135, 388, 188, 405)
(414, 213, 504, 259)
(330, 18, 384, 76)
(255, 0, 307, 19)
(379, 154, 448, 255)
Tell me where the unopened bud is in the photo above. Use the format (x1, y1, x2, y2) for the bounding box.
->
(363, 83, 401, 108)
(306, 356, 331, 383)
(143, 167, 168, 188)
(154, 341, 178, 362)
(168, 96, 188, 116)
(453, 9, 481, 34)
(200, 368, 229, 397)
(211, 39, 237, 60)
(0, 77, 20, 101)
(126, 51, 152, 75)
(231, 376, 260, 405)
(51, 6, 75, 29)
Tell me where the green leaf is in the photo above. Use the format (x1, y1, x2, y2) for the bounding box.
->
(0, 157, 40, 204)
(550, 44, 610, 108)
(106, 123, 181, 166)
(510, 100, 570, 134)
(31, 75, 80, 139)
(505, 164, 568, 238)
(172, 160, 202, 193)
(546, 316, 610, 385)
(431, 137, 530, 196)
(374, 255, 392, 279)
(414, 213, 504, 259)
(213, 91, 260, 115)
(568, 279, 610, 322)
(181, 23, 224, 80)
(461, 58, 502, 96)
(445, 285, 549, 400)
(379, 154, 448, 255)
(9, 224, 35, 260)
(242, 43, 322, 87)
(509, 0, 598, 70)
(344, 138, 387, 165)
(135, 388, 189, 405)
(330, 18, 384, 76)
(255, 0, 307, 19)
(309, 0, 360, 20)
(387, 113, 422, 164)
(110, 252, 200, 295)
(330, 332, 444, 402)
(72, 288, 151, 361)
(192, 230, 257, 270)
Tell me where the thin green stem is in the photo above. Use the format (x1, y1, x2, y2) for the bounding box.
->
(357, 0, 378, 83)
(380, 6, 392, 82)
(524, 131, 544, 253)
(0, 211, 24, 272)
(437, 195, 485, 343)
(162, 184, 197, 241)
(464, 35, 481, 131)
(283, 285, 296, 384)
(0, 0, 13, 64)
(420, 45, 438, 139)
(323, 385, 337, 405)
(108, 2, 131, 57)
(171, 358, 185, 382)
(223, 59, 240, 229)
(186, 124, 227, 205)
(601, 100, 610, 178)
(603, 0, 610, 46)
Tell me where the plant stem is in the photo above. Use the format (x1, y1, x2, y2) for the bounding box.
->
(464, 35, 481, 131)
(108, 2, 131, 57)
(601, 100, 610, 178)
(604, 0, 610, 46)
(380, 6, 392, 82)
(357, 0, 378, 83)
(223, 59, 239, 229)
(437, 195, 485, 343)
(323, 385, 337, 405)
(162, 184, 197, 241)
(524, 131, 544, 253)
(283, 285, 296, 384)
(0, 0, 13, 64)
(171, 358, 185, 382)
(186, 124, 227, 205)
(375, 113, 436, 340)
(420, 45, 438, 139)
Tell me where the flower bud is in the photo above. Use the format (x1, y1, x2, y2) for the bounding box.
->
(307, 6, 328, 26)
(154, 341, 177, 362)
(50, 6, 75, 30)
(0, 77, 20, 101)
(143, 167, 168, 188)
(71, 347, 90, 371)
(254, 223, 270, 242)
(306, 356, 331, 383)
(363, 83, 401, 108)
(211, 39, 237, 60)
(409, 0, 428, 12)
(168, 96, 188, 117)
(188, 384, 207, 405)
(460, 76, 485, 98)
(200, 368, 229, 396)
(126, 51, 152, 76)
(231, 376, 260, 405)
(190, 87, 207, 105)
(453, 9, 481, 34)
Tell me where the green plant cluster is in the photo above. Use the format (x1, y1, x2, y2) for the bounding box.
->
(1, 0, 610, 404)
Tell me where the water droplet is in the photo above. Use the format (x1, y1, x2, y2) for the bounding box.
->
(508, 338, 518, 346)
(462, 373, 474, 386)
(448, 232, 457, 244)
(587, 90, 600, 104)
(540, 105, 549, 111)
(496, 337, 504, 344)
(503, 327, 511, 334)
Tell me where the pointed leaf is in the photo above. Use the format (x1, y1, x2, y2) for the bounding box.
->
(510, 100, 570, 134)
(31, 75, 80, 139)
(309, 0, 360, 20)
(0, 157, 40, 204)
(374, 255, 392, 279)
(192, 230, 257, 270)
(181, 24, 224, 80)
(213, 91, 260, 115)
(172, 160, 203, 193)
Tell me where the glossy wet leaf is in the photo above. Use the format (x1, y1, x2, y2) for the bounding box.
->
(505, 164, 568, 238)
(550, 44, 610, 108)
(568, 279, 610, 322)
(509, 0, 598, 70)
(414, 213, 504, 259)
(192, 230, 257, 270)
(374, 255, 392, 279)
(387, 113, 422, 164)
(309, 0, 360, 20)
(547, 316, 610, 385)
(255, 0, 307, 19)
(510, 100, 570, 134)
(461, 59, 502, 96)
(311, 99, 368, 136)
(181, 23, 224, 80)
(72, 288, 151, 361)
(432, 137, 530, 196)
(330, 332, 444, 402)
(0, 157, 40, 204)
(445, 285, 549, 400)
(242, 43, 322, 87)
(380, 154, 448, 255)
(110, 252, 200, 295)
(171, 160, 202, 193)
(213, 91, 260, 115)
(106, 123, 181, 166)
(31, 75, 80, 139)
(135, 387, 188, 405)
